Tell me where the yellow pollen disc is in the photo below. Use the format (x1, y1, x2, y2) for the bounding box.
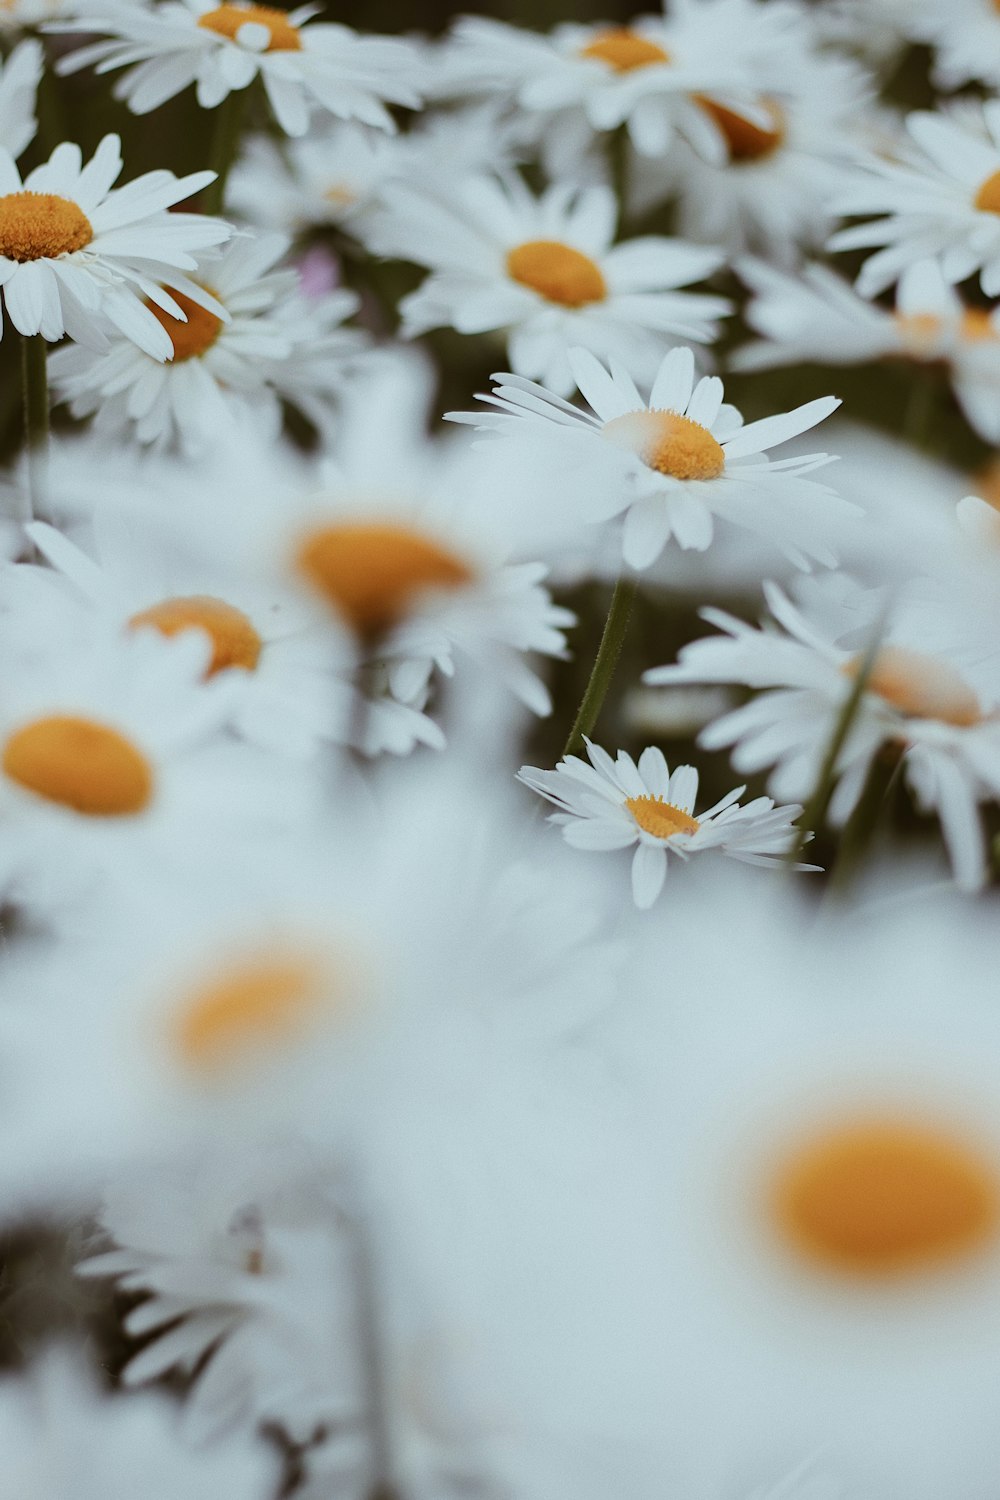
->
(197, 2, 301, 49)
(324, 182, 357, 208)
(296, 522, 474, 637)
(625, 794, 699, 839)
(147, 288, 223, 362)
(772, 1115, 1000, 1277)
(961, 308, 997, 342)
(975, 169, 1000, 214)
(695, 95, 785, 161)
(172, 953, 330, 1076)
(0, 191, 92, 262)
(973, 454, 1000, 511)
(602, 408, 726, 481)
(844, 645, 983, 727)
(579, 27, 670, 71)
(129, 596, 262, 676)
(2, 715, 153, 816)
(894, 310, 943, 357)
(506, 240, 607, 307)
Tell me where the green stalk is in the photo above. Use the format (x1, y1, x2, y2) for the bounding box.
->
(825, 741, 904, 897)
(201, 89, 248, 215)
(19, 333, 49, 529)
(563, 573, 638, 759)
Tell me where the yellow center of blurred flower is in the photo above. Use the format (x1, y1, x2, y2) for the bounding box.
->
(146, 289, 223, 362)
(975, 169, 1000, 214)
(844, 645, 983, 727)
(0, 192, 92, 262)
(296, 521, 474, 637)
(172, 953, 332, 1075)
(506, 241, 607, 307)
(773, 1116, 1000, 1277)
(625, 795, 700, 838)
(695, 96, 785, 161)
(129, 596, 262, 676)
(324, 182, 357, 208)
(602, 409, 726, 481)
(578, 28, 670, 71)
(894, 311, 942, 356)
(197, 2, 302, 49)
(973, 455, 1000, 510)
(2, 715, 153, 816)
(961, 308, 997, 342)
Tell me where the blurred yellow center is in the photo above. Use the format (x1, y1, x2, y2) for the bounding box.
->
(845, 645, 982, 727)
(198, 2, 302, 49)
(973, 455, 1000, 510)
(173, 954, 330, 1075)
(602, 409, 726, 480)
(626, 795, 699, 838)
(129, 596, 262, 676)
(0, 192, 92, 262)
(695, 96, 785, 161)
(961, 308, 997, 342)
(296, 521, 474, 636)
(506, 240, 607, 307)
(2, 715, 153, 816)
(894, 311, 942, 356)
(975, 169, 1000, 214)
(147, 289, 223, 362)
(773, 1116, 1000, 1277)
(579, 28, 670, 71)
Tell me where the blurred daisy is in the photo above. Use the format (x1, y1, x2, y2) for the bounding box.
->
(831, 102, 1000, 297)
(54, 0, 423, 137)
(519, 739, 810, 908)
(907, 0, 1000, 90)
(0, 132, 229, 355)
(646, 576, 1000, 889)
(378, 173, 729, 396)
(48, 231, 364, 455)
(450, 346, 849, 571)
(0, 37, 42, 159)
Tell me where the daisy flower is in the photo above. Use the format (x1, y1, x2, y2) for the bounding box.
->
(0, 37, 42, 160)
(518, 738, 811, 908)
(906, 0, 1000, 90)
(53, 0, 423, 137)
(0, 132, 230, 356)
(48, 230, 365, 455)
(377, 173, 730, 396)
(830, 102, 1000, 297)
(645, 576, 1000, 889)
(449, 345, 850, 571)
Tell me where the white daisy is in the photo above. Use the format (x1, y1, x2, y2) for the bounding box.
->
(0, 132, 230, 356)
(830, 102, 1000, 297)
(449, 345, 851, 571)
(645, 575, 1000, 889)
(906, 0, 1000, 90)
(375, 173, 730, 396)
(518, 738, 811, 908)
(0, 37, 42, 159)
(48, 230, 365, 455)
(53, 0, 423, 137)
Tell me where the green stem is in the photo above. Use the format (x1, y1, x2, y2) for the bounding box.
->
(826, 741, 904, 897)
(609, 123, 629, 237)
(201, 90, 248, 215)
(19, 332, 49, 529)
(563, 573, 638, 758)
(903, 364, 937, 452)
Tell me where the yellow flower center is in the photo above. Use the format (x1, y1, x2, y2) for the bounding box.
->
(506, 240, 607, 307)
(2, 715, 153, 816)
(961, 307, 997, 342)
(975, 169, 1000, 214)
(171, 952, 333, 1076)
(146, 288, 223, 362)
(197, 2, 302, 49)
(129, 596, 262, 676)
(973, 454, 1000, 510)
(602, 409, 726, 481)
(625, 794, 700, 839)
(894, 311, 943, 357)
(695, 96, 785, 161)
(772, 1115, 1000, 1278)
(296, 521, 474, 637)
(0, 191, 92, 262)
(845, 645, 983, 727)
(578, 27, 671, 72)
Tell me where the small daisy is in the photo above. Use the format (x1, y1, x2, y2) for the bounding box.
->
(377, 173, 730, 396)
(645, 576, 1000, 890)
(53, 0, 423, 137)
(830, 102, 1000, 297)
(519, 738, 811, 908)
(0, 37, 42, 160)
(449, 345, 850, 571)
(48, 231, 365, 455)
(0, 132, 230, 356)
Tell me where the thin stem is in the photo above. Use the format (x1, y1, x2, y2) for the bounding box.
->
(825, 741, 903, 897)
(609, 123, 629, 237)
(563, 573, 638, 759)
(19, 332, 49, 530)
(202, 89, 248, 215)
(352, 1207, 397, 1500)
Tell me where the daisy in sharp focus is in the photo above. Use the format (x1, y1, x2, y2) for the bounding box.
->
(52, 0, 423, 137)
(830, 101, 1000, 297)
(519, 739, 812, 909)
(375, 173, 730, 396)
(0, 132, 229, 356)
(449, 345, 851, 571)
(0, 38, 42, 160)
